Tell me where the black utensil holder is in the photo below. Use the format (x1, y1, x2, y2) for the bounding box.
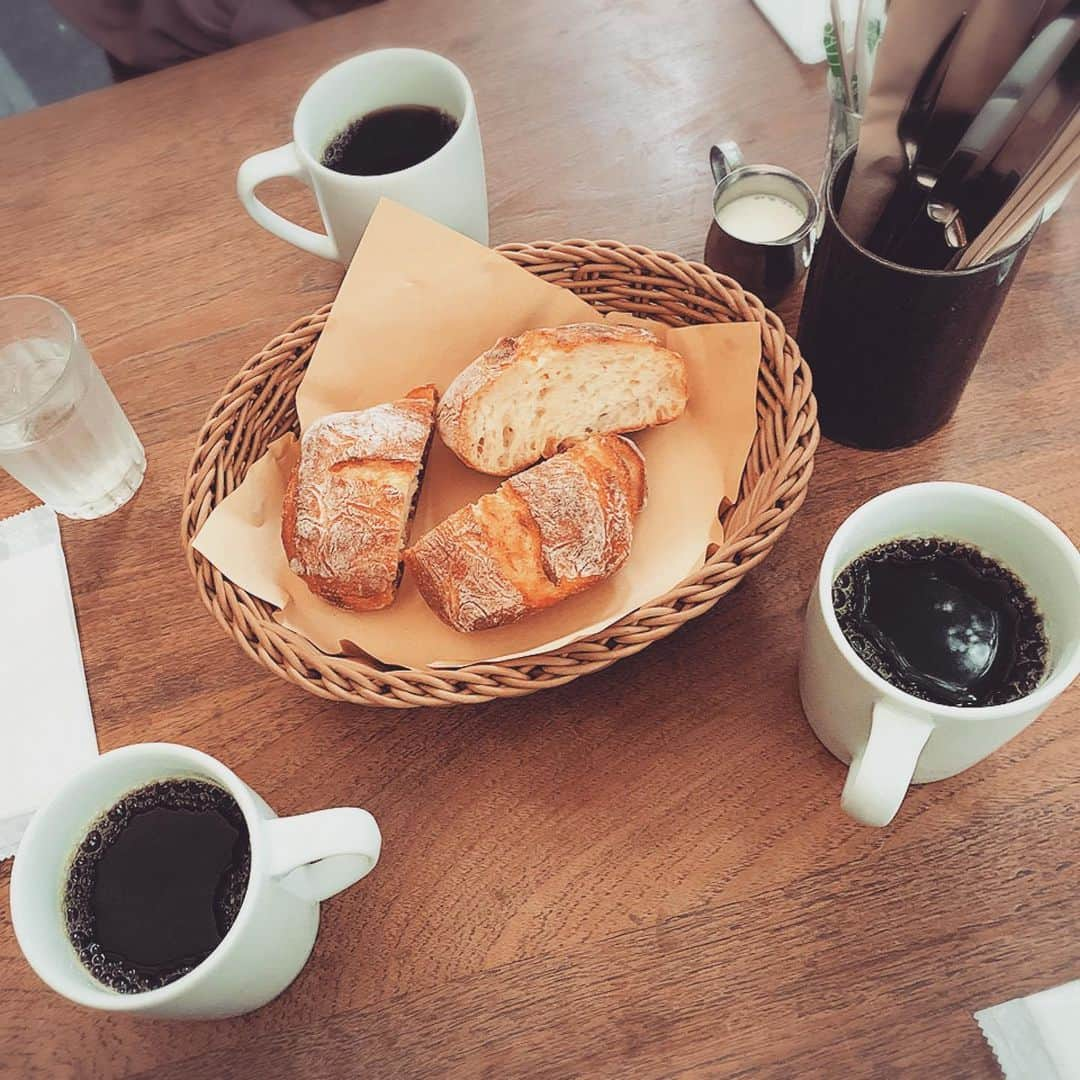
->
(798, 147, 1036, 450)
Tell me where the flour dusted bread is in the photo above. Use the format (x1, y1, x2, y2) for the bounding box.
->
(282, 385, 437, 611)
(437, 323, 688, 476)
(404, 434, 647, 632)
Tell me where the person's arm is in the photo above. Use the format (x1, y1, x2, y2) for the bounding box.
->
(50, 0, 373, 72)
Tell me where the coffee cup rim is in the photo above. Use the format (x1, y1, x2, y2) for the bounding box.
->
(711, 165, 819, 247)
(292, 47, 476, 182)
(816, 482, 1080, 720)
(10, 743, 266, 1011)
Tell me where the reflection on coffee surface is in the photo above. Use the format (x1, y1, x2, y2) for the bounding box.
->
(64, 779, 250, 993)
(833, 538, 1047, 707)
(322, 105, 459, 176)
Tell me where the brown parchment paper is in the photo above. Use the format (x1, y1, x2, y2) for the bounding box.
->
(193, 199, 761, 668)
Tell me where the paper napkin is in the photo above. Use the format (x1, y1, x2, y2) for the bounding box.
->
(975, 979, 1080, 1080)
(752, 0, 860, 64)
(0, 505, 98, 860)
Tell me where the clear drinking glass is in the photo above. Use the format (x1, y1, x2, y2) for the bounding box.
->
(0, 295, 145, 518)
(817, 72, 862, 234)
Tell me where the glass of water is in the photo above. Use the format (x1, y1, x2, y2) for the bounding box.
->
(0, 295, 145, 519)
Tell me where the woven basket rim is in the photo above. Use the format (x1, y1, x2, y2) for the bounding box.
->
(180, 237, 819, 708)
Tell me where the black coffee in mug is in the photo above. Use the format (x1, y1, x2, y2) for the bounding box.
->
(322, 105, 459, 176)
(833, 538, 1048, 707)
(64, 779, 251, 993)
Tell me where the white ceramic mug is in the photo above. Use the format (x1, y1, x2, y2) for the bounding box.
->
(10, 743, 381, 1019)
(237, 48, 488, 262)
(799, 483, 1080, 827)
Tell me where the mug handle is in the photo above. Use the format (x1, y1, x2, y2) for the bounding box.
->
(710, 140, 745, 185)
(236, 143, 339, 261)
(840, 702, 935, 827)
(265, 808, 382, 903)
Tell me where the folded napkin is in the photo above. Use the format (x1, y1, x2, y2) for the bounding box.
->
(0, 505, 98, 860)
(752, 0, 828, 63)
(752, 0, 860, 64)
(976, 979, 1080, 1080)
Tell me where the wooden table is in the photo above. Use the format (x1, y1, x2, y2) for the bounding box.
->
(1, 2, 1077, 1076)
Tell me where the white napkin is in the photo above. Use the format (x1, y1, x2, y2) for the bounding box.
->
(0, 505, 98, 859)
(976, 980, 1080, 1080)
(752, 0, 860, 65)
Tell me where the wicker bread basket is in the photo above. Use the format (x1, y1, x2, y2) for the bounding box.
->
(181, 239, 819, 708)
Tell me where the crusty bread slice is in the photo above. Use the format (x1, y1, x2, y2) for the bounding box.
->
(437, 323, 688, 476)
(282, 385, 437, 611)
(404, 434, 647, 632)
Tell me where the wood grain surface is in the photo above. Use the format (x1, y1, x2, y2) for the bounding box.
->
(1, 1, 1077, 1076)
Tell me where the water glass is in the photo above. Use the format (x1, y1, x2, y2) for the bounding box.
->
(0, 295, 145, 518)
(817, 72, 861, 234)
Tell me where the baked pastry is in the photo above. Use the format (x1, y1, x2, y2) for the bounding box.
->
(437, 323, 688, 476)
(404, 434, 646, 632)
(282, 385, 437, 611)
